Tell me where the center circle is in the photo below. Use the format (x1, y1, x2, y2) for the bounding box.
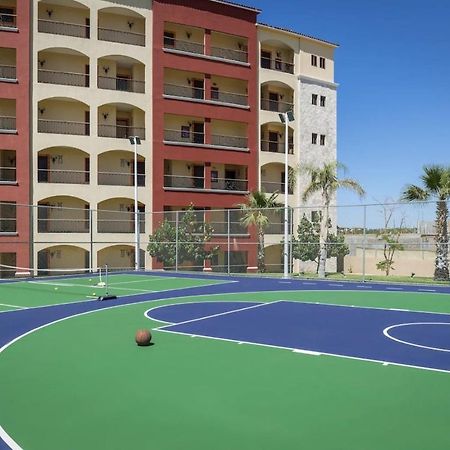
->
(383, 322, 450, 352)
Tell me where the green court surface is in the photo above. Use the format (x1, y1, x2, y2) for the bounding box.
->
(0, 274, 226, 311)
(1, 290, 450, 450)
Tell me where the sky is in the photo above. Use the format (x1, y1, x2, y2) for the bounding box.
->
(242, 0, 450, 223)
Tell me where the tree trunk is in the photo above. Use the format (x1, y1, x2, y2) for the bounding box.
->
(318, 202, 329, 278)
(434, 199, 449, 281)
(257, 228, 265, 273)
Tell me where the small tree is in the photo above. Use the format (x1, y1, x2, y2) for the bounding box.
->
(375, 202, 405, 276)
(147, 206, 218, 269)
(292, 214, 349, 273)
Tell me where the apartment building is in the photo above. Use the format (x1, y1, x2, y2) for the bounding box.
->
(0, 0, 337, 275)
(0, 0, 31, 277)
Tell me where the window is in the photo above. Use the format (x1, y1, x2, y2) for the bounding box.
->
(312, 94, 318, 105)
(319, 57, 326, 69)
(181, 125, 190, 139)
(0, 201, 16, 232)
(261, 50, 271, 69)
(0, 8, 15, 25)
(320, 134, 326, 146)
(312, 133, 318, 145)
(320, 96, 326, 107)
(163, 31, 175, 48)
(311, 55, 317, 67)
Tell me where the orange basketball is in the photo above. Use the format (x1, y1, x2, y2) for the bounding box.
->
(135, 329, 152, 346)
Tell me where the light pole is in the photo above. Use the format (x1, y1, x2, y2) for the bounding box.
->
(129, 136, 141, 271)
(279, 111, 294, 279)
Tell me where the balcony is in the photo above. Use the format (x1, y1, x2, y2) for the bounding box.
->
(37, 201, 89, 233)
(164, 37, 204, 55)
(0, 10, 16, 30)
(98, 9, 145, 46)
(38, 19, 90, 38)
(211, 31, 248, 63)
(98, 124, 145, 140)
(38, 119, 89, 136)
(261, 180, 293, 195)
(260, 140, 293, 154)
(260, 123, 294, 154)
(261, 162, 294, 195)
(98, 171, 145, 186)
(0, 116, 16, 133)
(260, 46, 294, 74)
(164, 175, 247, 192)
(164, 23, 204, 56)
(164, 128, 204, 145)
(98, 150, 145, 187)
(38, 169, 89, 184)
(211, 134, 248, 149)
(0, 65, 16, 81)
(38, 69, 89, 87)
(261, 98, 293, 113)
(98, 76, 144, 93)
(98, 28, 144, 46)
(260, 57, 294, 74)
(97, 200, 145, 234)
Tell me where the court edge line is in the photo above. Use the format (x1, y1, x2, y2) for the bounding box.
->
(144, 301, 261, 325)
(155, 327, 450, 374)
(383, 322, 450, 353)
(0, 304, 27, 310)
(0, 280, 236, 314)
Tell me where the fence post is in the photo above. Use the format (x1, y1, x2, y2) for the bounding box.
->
(362, 205, 367, 282)
(227, 209, 231, 275)
(89, 208, 93, 273)
(175, 211, 179, 272)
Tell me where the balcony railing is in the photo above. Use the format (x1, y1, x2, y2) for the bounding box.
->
(98, 76, 145, 93)
(163, 38, 204, 55)
(37, 206, 89, 233)
(97, 214, 145, 233)
(38, 69, 89, 87)
(0, 13, 16, 29)
(260, 140, 294, 154)
(164, 84, 204, 100)
(38, 19, 90, 38)
(164, 174, 204, 189)
(0, 116, 16, 132)
(211, 134, 247, 149)
(211, 90, 248, 106)
(211, 177, 248, 192)
(209, 221, 246, 235)
(211, 46, 248, 63)
(0, 166, 16, 182)
(98, 27, 145, 46)
(38, 119, 90, 136)
(37, 169, 90, 184)
(261, 98, 293, 113)
(0, 218, 16, 233)
(164, 129, 204, 145)
(0, 65, 16, 80)
(261, 181, 293, 195)
(260, 57, 294, 74)
(98, 124, 145, 140)
(98, 171, 145, 186)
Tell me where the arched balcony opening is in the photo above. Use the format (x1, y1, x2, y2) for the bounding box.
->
(98, 55, 145, 93)
(98, 150, 145, 187)
(37, 196, 89, 233)
(260, 81, 294, 113)
(97, 198, 145, 234)
(260, 40, 295, 74)
(38, 1, 90, 39)
(37, 97, 90, 136)
(37, 245, 89, 274)
(97, 245, 145, 270)
(261, 162, 295, 195)
(98, 103, 145, 140)
(260, 122, 294, 154)
(37, 147, 90, 185)
(38, 48, 89, 87)
(98, 7, 145, 46)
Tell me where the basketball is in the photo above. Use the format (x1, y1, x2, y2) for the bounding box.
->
(135, 329, 152, 346)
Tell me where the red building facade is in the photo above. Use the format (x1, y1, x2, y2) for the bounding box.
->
(0, 0, 31, 274)
(152, 0, 260, 270)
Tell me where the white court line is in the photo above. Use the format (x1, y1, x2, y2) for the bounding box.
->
(356, 285, 373, 289)
(383, 322, 450, 353)
(329, 283, 344, 287)
(418, 289, 436, 292)
(302, 282, 317, 285)
(386, 287, 404, 291)
(0, 303, 27, 310)
(155, 301, 279, 330)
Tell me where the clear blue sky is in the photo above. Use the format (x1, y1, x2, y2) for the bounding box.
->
(244, 0, 450, 211)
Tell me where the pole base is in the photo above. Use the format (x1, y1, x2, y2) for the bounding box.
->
(98, 295, 117, 301)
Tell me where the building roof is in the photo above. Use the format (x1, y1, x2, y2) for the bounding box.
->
(210, 0, 261, 13)
(258, 22, 339, 48)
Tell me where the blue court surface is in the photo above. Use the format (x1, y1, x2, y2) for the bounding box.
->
(148, 301, 450, 372)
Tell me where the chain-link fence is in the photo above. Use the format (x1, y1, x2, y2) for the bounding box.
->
(0, 200, 449, 280)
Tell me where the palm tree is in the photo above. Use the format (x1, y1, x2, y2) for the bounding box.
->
(238, 190, 282, 273)
(302, 162, 365, 278)
(402, 165, 450, 281)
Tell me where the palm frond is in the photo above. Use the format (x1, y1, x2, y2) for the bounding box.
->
(401, 184, 429, 201)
